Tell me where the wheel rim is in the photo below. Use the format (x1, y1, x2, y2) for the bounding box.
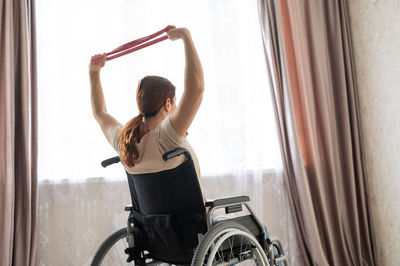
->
(200, 228, 269, 266)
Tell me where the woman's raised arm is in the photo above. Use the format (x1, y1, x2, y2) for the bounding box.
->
(89, 55, 121, 143)
(167, 27, 204, 136)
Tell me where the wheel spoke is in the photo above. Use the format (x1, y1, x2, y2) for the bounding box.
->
(218, 243, 224, 262)
(194, 223, 270, 266)
(228, 235, 234, 261)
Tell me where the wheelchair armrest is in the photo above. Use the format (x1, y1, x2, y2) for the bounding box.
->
(205, 195, 250, 208)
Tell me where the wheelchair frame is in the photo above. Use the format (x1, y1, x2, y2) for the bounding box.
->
(91, 148, 289, 266)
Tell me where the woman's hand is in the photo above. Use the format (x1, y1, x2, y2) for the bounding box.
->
(166, 26, 191, 41)
(89, 54, 106, 73)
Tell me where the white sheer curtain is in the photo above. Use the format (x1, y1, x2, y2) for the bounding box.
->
(36, 0, 281, 180)
(36, 0, 301, 265)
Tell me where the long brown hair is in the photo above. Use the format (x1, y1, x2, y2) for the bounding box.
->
(118, 76, 176, 167)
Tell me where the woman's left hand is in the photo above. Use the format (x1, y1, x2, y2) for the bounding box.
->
(89, 54, 106, 72)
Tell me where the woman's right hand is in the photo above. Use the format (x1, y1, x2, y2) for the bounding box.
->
(166, 26, 191, 41)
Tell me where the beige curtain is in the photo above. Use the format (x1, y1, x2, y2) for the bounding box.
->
(258, 0, 377, 265)
(0, 0, 38, 265)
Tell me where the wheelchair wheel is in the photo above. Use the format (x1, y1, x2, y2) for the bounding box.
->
(191, 221, 270, 266)
(91, 227, 130, 266)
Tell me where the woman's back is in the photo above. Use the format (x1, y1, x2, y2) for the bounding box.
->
(110, 116, 201, 178)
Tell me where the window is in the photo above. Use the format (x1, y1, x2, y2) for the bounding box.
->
(36, 0, 282, 180)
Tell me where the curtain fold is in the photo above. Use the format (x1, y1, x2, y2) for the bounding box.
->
(258, 0, 376, 265)
(0, 0, 38, 265)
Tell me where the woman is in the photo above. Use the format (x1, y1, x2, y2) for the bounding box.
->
(89, 26, 204, 191)
(89, 26, 272, 247)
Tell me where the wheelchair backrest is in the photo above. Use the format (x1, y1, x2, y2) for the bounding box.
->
(125, 148, 207, 264)
(126, 156, 204, 215)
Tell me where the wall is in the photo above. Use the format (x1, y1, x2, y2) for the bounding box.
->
(347, 1, 400, 265)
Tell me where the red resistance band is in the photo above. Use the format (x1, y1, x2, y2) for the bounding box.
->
(91, 26, 174, 62)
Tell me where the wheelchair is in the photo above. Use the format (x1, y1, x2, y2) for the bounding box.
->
(91, 148, 288, 266)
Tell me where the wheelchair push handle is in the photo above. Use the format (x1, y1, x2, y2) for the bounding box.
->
(162, 147, 192, 161)
(101, 156, 120, 168)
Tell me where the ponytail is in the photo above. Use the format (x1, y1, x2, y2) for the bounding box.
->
(118, 75, 176, 168)
(117, 114, 148, 168)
